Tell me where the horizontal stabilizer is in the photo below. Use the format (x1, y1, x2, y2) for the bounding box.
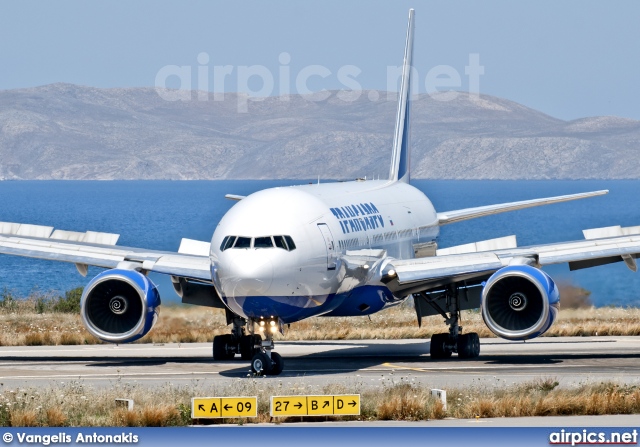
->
(437, 190, 608, 225)
(436, 235, 517, 256)
(225, 194, 245, 201)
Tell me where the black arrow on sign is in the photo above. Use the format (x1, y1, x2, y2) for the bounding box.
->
(224, 404, 232, 411)
(323, 401, 329, 408)
(349, 400, 356, 407)
(294, 402, 303, 409)
(198, 405, 205, 411)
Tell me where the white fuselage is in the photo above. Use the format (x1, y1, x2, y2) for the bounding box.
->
(209, 179, 438, 323)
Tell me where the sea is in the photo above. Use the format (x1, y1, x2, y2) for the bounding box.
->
(0, 180, 638, 307)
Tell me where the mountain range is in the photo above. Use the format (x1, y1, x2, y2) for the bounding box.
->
(0, 83, 638, 180)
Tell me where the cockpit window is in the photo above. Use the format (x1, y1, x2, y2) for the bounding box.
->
(220, 235, 296, 251)
(254, 236, 273, 248)
(273, 236, 287, 250)
(284, 235, 297, 251)
(220, 236, 236, 252)
(234, 237, 252, 248)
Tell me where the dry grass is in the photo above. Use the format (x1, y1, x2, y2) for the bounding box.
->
(0, 310, 98, 346)
(0, 380, 197, 427)
(111, 405, 182, 427)
(445, 379, 640, 418)
(0, 377, 637, 426)
(45, 408, 67, 426)
(0, 284, 637, 346)
(374, 383, 446, 420)
(10, 410, 39, 427)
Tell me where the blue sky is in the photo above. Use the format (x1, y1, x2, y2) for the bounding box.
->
(1, 0, 639, 120)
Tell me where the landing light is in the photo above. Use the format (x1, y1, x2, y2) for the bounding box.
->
(380, 268, 398, 285)
(257, 318, 279, 334)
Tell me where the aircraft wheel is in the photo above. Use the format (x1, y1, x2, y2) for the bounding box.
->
(251, 352, 272, 375)
(240, 334, 262, 360)
(213, 334, 235, 360)
(457, 333, 473, 358)
(430, 333, 452, 359)
(213, 335, 226, 360)
(469, 332, 480, 357)
(457, 333, 480, 358)
(267, 352, 284, 375)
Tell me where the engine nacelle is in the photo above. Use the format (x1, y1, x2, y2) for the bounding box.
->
(481, 265, 559, 341)
(80, 269, 161, 343)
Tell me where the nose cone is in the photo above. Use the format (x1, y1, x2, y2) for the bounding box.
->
(220, 251, 274, 297)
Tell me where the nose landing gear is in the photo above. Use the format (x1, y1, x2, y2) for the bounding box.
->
(250, 339, 284, 375)
(250, 317, 284, 375)
(211, 314, 285, 375)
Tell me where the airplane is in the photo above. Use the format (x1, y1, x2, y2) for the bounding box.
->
(0, 9, 639, 376)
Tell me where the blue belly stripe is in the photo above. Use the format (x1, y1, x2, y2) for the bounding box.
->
(222, 285, 404, 323)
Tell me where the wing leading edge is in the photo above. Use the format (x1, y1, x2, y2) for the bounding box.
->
(0, 222, 212, 282)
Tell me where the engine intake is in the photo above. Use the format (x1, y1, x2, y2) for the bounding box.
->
(81, 269, 161, 343)
(481, 265, 559, 341)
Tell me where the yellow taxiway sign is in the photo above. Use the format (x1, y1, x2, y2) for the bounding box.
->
(191, 396, 257, 419)
(270, 394, 360, 417)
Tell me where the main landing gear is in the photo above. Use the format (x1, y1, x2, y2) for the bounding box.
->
(415, 289, 481, 360)
(429, 311, 480, 359)
(212, 314, 284, 376)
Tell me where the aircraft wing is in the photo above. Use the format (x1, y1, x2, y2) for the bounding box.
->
(0, 222, 212, 282)
(383, 227, 640, 295)
(436, 190, 608, 225)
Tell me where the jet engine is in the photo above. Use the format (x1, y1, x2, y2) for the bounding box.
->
(481, 265, 559, 341)
(80, 269, 161, 343)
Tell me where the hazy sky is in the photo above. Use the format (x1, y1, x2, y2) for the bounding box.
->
(1, 1, 639, 120)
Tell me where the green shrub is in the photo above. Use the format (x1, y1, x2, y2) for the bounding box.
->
(0, 288, 17, 311)
(34, 295, 49, 314)
(53, 287, 84, 313)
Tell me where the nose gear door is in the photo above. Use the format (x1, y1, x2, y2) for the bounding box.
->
(317, 223, 337, 270)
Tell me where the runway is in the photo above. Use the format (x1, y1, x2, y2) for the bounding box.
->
(0, 336, 639, 390)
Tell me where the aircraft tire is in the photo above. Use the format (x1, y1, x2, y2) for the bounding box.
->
(430, 333, 452, 359)
(240, 334, 262, 360)
(213, 335, 226, 360)
(469, 332, 480, 357)
(457, 333, 472, 358)
(213, 334, 236, 360)
(251, 352, 272, 375)
(267, 352, 284, 375)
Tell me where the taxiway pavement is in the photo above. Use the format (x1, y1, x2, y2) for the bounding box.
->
(0, 336, 638, 390)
